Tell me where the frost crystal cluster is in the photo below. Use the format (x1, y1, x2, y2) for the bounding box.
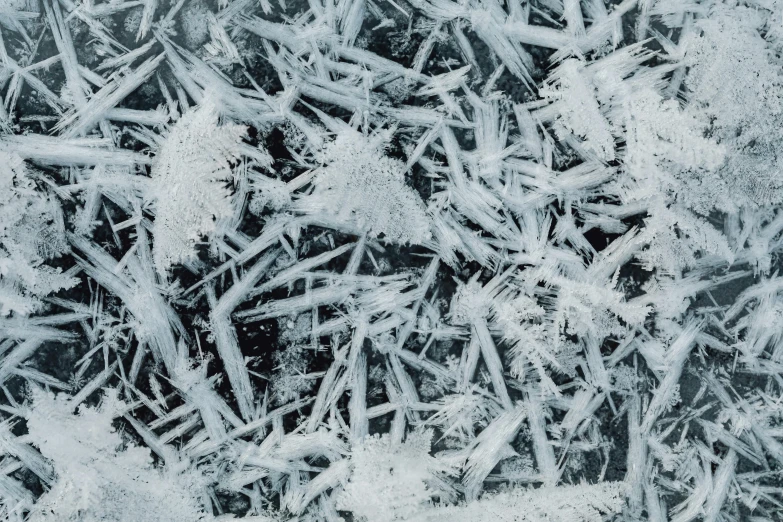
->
(2, 0, 783, 521)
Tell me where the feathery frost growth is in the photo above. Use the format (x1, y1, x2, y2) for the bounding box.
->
(150, 101, 247, 274)
(0, 152, 75, 316)
(24, 389, 212, 522)
(302, 130, 431, 245)
(337, 430, 454, 521)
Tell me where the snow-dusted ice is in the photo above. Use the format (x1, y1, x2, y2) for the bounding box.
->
(1, 0, 783, 521)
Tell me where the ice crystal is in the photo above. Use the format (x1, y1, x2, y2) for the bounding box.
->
(25, 389, 211, 522)
(304, 131, 431, 245)
(149, 100, 246, 274)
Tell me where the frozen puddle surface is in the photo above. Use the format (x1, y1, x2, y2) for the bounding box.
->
(0, 1, 782, 521)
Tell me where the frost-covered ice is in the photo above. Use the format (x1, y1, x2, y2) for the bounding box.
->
(2, 0, 783, 521)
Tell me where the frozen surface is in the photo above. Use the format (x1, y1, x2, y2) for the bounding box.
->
(1, 0, 783, 521)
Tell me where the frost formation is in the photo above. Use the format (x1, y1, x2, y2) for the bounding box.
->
(1, 0, 782, 521)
